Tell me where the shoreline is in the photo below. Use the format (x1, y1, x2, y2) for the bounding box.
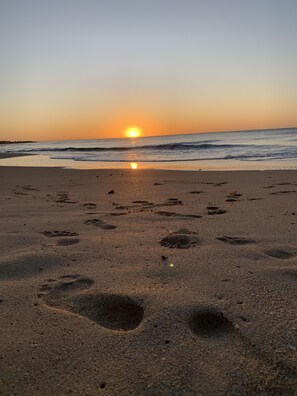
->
(0, 152, 297, 172)
(0, 152, 34, 159)
(1, 163, 297, 175)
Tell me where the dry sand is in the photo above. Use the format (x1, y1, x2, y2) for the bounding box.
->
(0, 164, 297, 395)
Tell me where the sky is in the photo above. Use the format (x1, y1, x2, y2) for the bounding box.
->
(1, 0, 297, 141)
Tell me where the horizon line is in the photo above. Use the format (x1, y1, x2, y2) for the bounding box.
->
(14, 125, 297, 143)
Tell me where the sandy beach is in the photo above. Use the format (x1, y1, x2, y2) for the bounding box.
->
(1, 164, 297, 395)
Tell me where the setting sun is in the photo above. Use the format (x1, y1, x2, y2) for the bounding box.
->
(125, 126, 142, 138)
(130, 162, 138, 169)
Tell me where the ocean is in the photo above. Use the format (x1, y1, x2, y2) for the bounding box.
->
(1, 128, 297, 170)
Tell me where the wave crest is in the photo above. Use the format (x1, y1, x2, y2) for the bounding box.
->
(16, 142, 240, 153)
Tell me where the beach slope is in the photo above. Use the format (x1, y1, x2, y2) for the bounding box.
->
(0, 167, 297, 395)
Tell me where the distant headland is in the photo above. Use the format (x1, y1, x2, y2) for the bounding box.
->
(0, 140, 36, 145)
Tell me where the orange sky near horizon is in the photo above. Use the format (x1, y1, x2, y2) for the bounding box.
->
(1, 1, 297, 141)
(1, 95, 297, 141)
(2, 116, 297, 142)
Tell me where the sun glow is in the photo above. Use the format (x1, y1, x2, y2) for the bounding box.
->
(130, 162, 138, 169)
(125, 126, 142, 138)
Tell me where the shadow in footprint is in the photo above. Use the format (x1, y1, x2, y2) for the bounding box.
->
(22, 185, 40, 191)
(42, 230, 79, 237)
(265, 249, 295, 260)
(270, 190, 296, 195)
(207, 207, 227, 215)
(156, 211, 177, 217)
(226, 191, 242, 202)
(178, 214, 202, 219)
(189, 306, 234, 337)
(85, 219, 117, 230)
(280, 269, 297, 280)
(109, 212, 128, 216)
(57, 238, 80, 246)
(71, 294, 144, 331)
(156, 211, 202, 219)
(55, 192, 76, 204)
(188, 304, 297, 393)
(160, 229, 199, 249)
(80, 203, 97, 209)
(188, 190, 203, 194)
(217, 236, 255, 245)
(162, 198, 183, 206)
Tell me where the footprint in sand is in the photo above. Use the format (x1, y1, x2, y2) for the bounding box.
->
(207, 206, 227, 215)
(111, 199, 183, 214)
(163, 198, 183, 206)
(188, 190, 204, 194)
(109, 212, 128, 216)
(134, 201, 156, 208)
(55, 191, 76, 204)
(188, 306, 234, 337)
(12, 190, 28, 196)
(80, 202, 97, 210)
(213, 182, 228, 187)
(277, 182, 297, 186)
(42, 230, 79, 237)
(69, 294, 144, 331)
(156, 210, 177, 217)
(40, 275, 143, 331)
(160, 229, 200, 248)
(85, 218, 117, 230)
(265, 249, 296, 260)
(270, 190, 296, 195)
(188, 304, 296, 392)
(156, 211, 202, 219)
(39, 275, 93, 297)
(112, 201, 155, 212)
(22, 185, 40, 191)
(280, 269, 297, 280)
(226, 191, 242, 202)
(171, 214, 202, 219)
(217, 236, 255, 245)
(56, 238, 80, 246)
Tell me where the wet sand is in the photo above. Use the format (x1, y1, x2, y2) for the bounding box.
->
(0, 166, 297, 395)
(0, 153, 32, 159)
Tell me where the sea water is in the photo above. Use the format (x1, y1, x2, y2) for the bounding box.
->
(1, 128, 297, 170)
